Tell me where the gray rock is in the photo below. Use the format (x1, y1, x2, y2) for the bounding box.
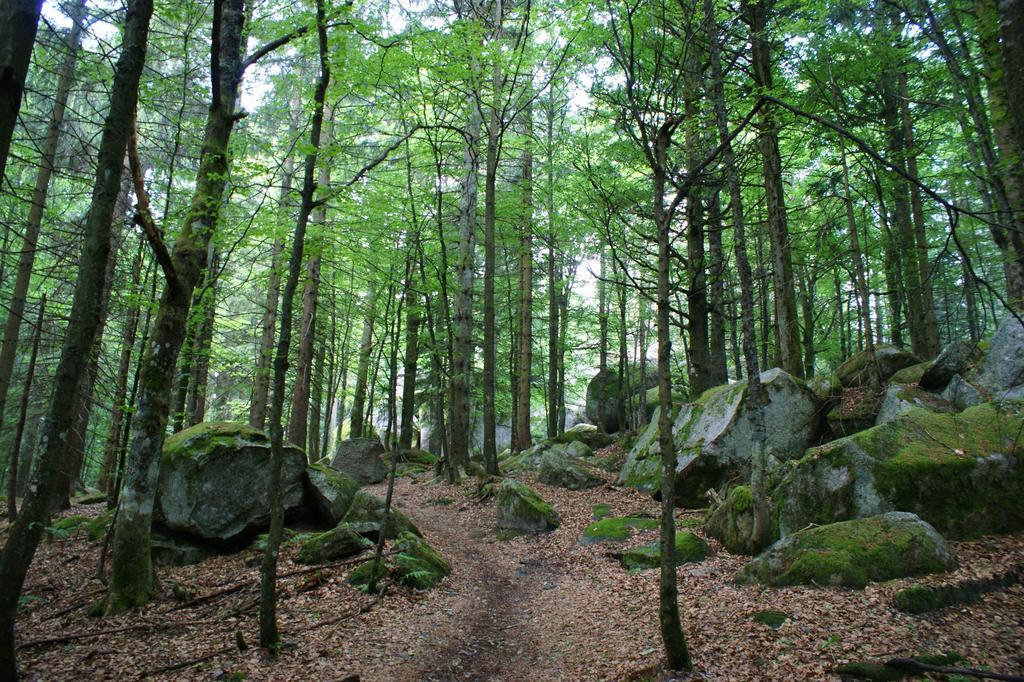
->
(296, 522, 371, 564)
(304, 463, 360, 524)
(156, 422, 306, 543)
(976, 316, 1024, 392)
(619, 369, 823, 506)
(537, 451, 604, 490)
(343, 489, 420, 541)
(550, 423, 614, 450)
(876, 383, 952, 425)
(942, 374, 984, 411)
(835, 345, 920, 388)
(585, 364, 657, 433)
(921, 341, 982, 390)
(151, 532, 216, 566)
(735, 512, 956, 588)
(496, 479, 559, 532)
(775, 401, 1024, 539)
(330, 437, 387, 485)
(826, 387, 880, 437)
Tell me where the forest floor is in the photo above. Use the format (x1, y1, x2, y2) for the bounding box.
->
(8, 455, 1024, 681)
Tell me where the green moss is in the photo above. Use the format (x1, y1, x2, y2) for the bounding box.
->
(394, 531, 450, 589)
(496, 479, 560, 531)
(889, 361, 932, 385)
(592, 503, 612, 520)
(731, 485, 753, 512)
(581, 516, 659, 544)
(343, 490, 421, 540)
(619, 532, 709, 571)
(737, 514, 955, 588)
(348, 559, 390, 593)
(296, 524, 370, 564)
(752, 609, 787, 628)
(163, 421, 270, 463)
(49, 511, 113, 541)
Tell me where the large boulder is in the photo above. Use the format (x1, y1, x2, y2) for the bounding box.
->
(619, 532, 709, 571)
(920, 341, 982, 390)
(826, 387, 880, 437)
(537, 451, 604, 490)
(585, 364, 657, 433)
(704, 485, 757, 555)
(735, 512, 955, 588)
(496, 479, 560, 531)
(330, 438, 387, 484)
(551, 423, 615, 450)
(502, 439, 591, 474)
(343, 489, 420, 541)
(304, 463, 359, 524)
(835, 345, 920, 388)
(619, 369, 823, 506)
(155, 422, 306, 542)
(875, 383, 952, 425)
(942, 374, 985, 411)
(296, 522, 371, 564)
(775, 401, 1024, 539)
(975, 316, 1024, 393)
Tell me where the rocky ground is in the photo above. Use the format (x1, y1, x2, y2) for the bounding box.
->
(9, 463, 1024, 681)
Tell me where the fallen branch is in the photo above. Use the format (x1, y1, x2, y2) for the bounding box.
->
(885, 658, 1024, 682)
(16, 619, 215, 650)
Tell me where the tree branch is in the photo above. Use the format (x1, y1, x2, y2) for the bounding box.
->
(128, 114, 179, 289)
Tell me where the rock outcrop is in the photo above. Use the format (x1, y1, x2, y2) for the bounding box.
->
(330, 438, 387, 485)
(496, 479, 560, 532)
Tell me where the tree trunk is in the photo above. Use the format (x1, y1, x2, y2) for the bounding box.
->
(840, 141, 874, 352)
(0, 0, 44, 185)
(187, 245, 218, 426)
(261, 0, 329, 647)
(447, 95, 482, 479)
(652, 129, 692, 673)
(6, 294, 44, 520)
(708, 191, 728, 386)
(709, 0, 769, 552)
(745, 0, 803, 378)
(349, 288, 377, 439)
(515, 99, 533, 450)
(106, 0, 242, 614)
(251, 153, 294, 430)
(482, 37, 500, 470)
(0, 0, 153, 670)
(0, 0, 84, 454)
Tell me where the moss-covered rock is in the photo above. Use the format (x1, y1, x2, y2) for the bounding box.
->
(941, 374, 984, 411)
(343, 490, 421, 541)
(347, 559, 390, 593)
(496, 479, 559, 532)
(836, 346, 920, 389)
(875, 383, 953, 425)
(330, 437, 387, 485)
(49, 511, 113, 541)
(775, 401, 1024, 539)
(752, 609, 788, 628)
(892, 585, 942, 614)
(156, 421, 307, 542)
(552, 423, 615, 450)
(580, 516, 659, 544)
(304, 463, 359, 525)
(889, 361, 932, 385)
(537, 451, 604, 490)
(736, 512, 956, 588)
(920, 341, 982, 389)
(394, 531, 450, 589)
(296, 522, 371, 564)
(619, 531, 709, 571)
(704, 485, 758, 554)
(619, 368, 823, 507)
(827, 387, 881, 437)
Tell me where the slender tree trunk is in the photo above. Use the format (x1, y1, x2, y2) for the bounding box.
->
(0, 0, 84, 452)
(515, 99, 533, 450)
(6, 294, 44, 520)
(261, 0, 329, 647)
(187, 246, 218, 425)
(482, 48, 500, 470)
(745, 0, 803, 378)
(251, 153, 294, 430)
(448, 95, 482, 478)
(106, 0, 242, 614)
(708, 191, 728, 386)
(0, 0, 44, 185)
(708, 0, 769, 551)
(100, 240, 147, 493)
(350, 288, 377, 439)
(0, 0, 153, 670)
(840, 141, 874, 352)
(652, 130, 692, 673)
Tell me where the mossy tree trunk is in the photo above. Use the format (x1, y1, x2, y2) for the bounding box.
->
(106, 0, 244, 615)
(0, 0, 153, 673)
(515, 97, 534, 454)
